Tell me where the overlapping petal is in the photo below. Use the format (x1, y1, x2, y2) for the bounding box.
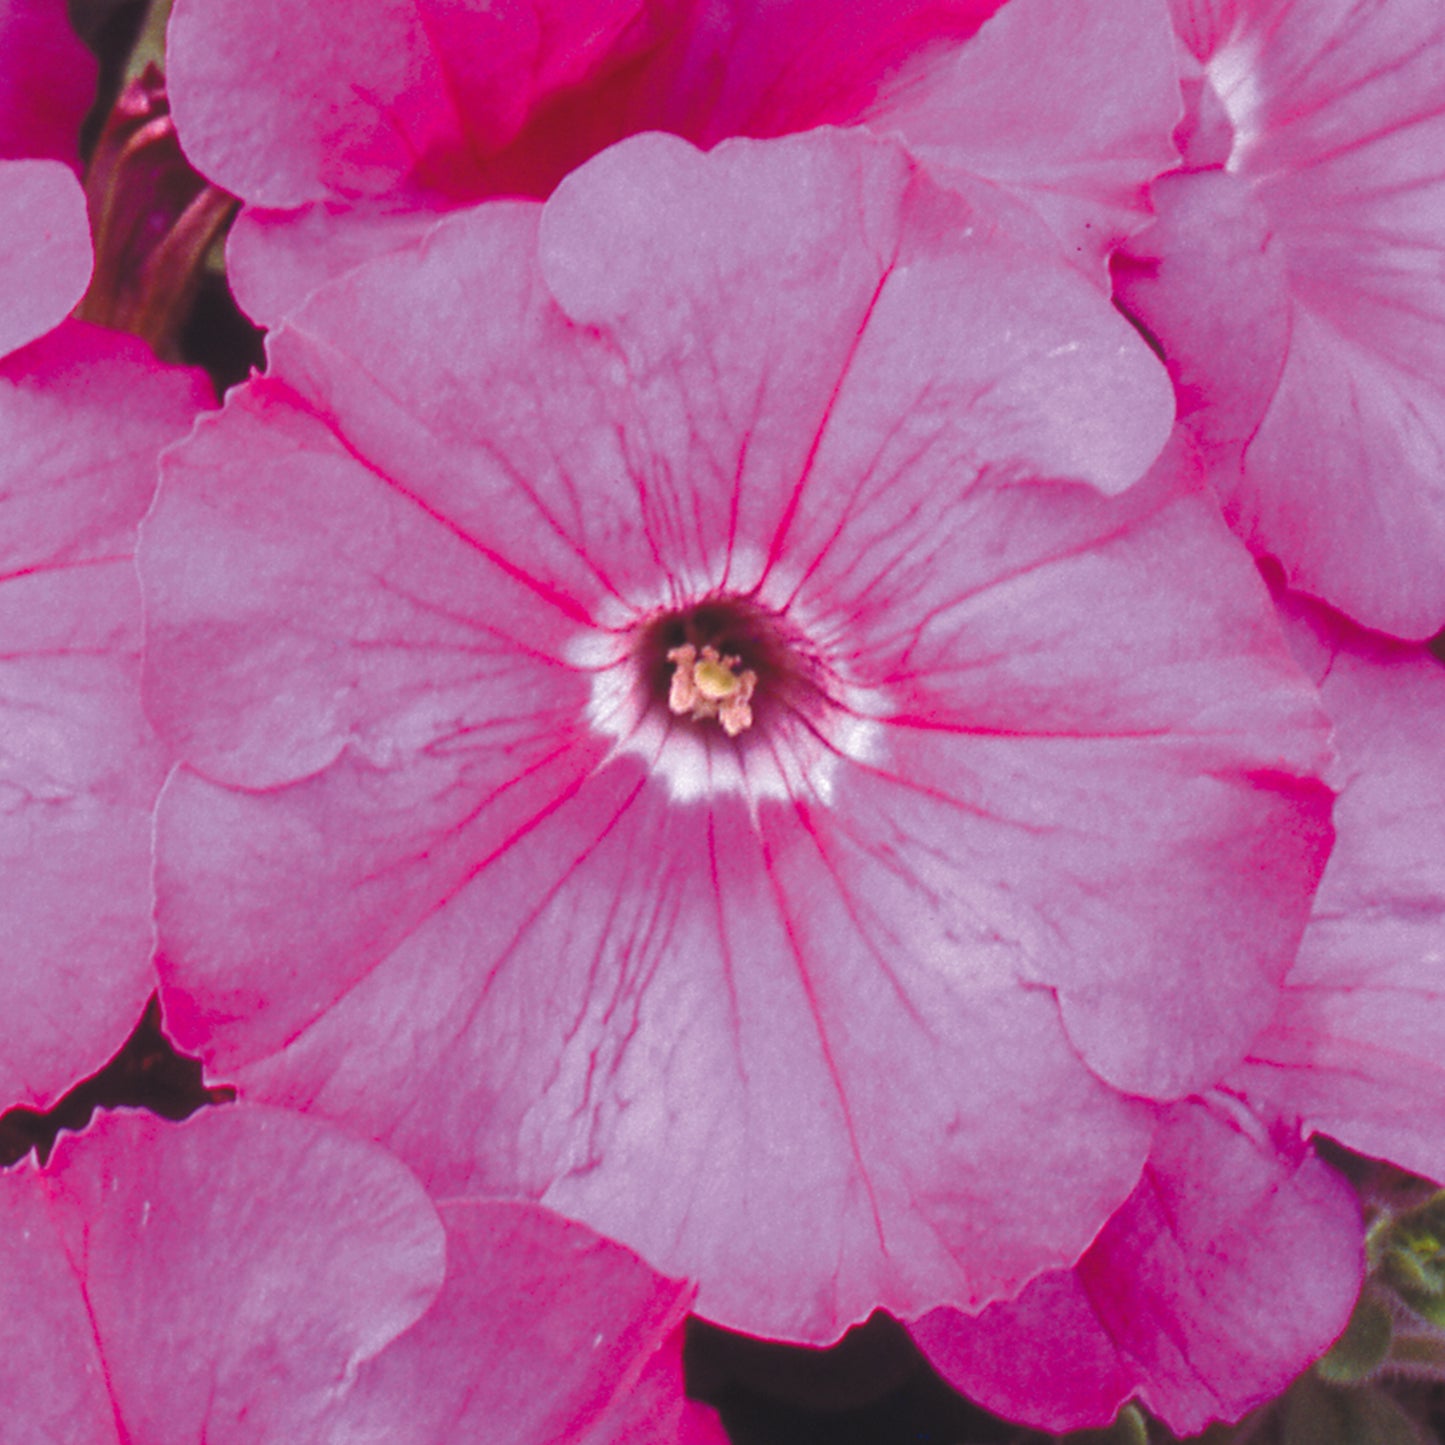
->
(166, 0, 666, 208)
(863, 0, 1181, 280)
(1118, 0, 1445, 638)
(142, 132, 1330, 1340)
(1233, 598, 1445, 1184)
(910, 1098, 1364, 1435)
(0, 1106, 446, 1445)
(0, 322, 208, 1112)
(317, 1197, 721, 1444)
(3, 1106, 717, 1445)
(174, 0, 1177, 324)
(0, 160, 92, 358)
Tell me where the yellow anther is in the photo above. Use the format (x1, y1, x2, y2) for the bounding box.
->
(695, 654, 743, 699)
(666, 643, 757, 734)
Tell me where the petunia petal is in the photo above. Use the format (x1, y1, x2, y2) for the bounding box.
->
(0, 160, 92, 358)
(1119, 0, 1445, 637)
(911, 1097, 1365, 1435)
(225, 198, 441, 326)
(0, 323, 208, 1112)
(1111, 167, 1291, 450)
(864, 0, 1182, 281)
(0, 0, 96, 168)
(166, 0, 656, 208)
(538, 131, 1174, 503)
(1, 1106, 446, 1444)
(316, 1197, 720, 1444)
(0, 1177, 115, 1445)
(1234, 599, 1445, 1183)
(225, 762, 1154, 1337)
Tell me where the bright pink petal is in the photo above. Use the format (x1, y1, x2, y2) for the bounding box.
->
(911, 1098, 1365, 1435)
(0, 0, 96, 167)
(317, 1198, 720, 1444)
(0, 323, 207, 1112)
(1120, 0, 1445, 637)
(0, 160, 91, 357)
(0, 1105, 445, 1444)
(864, 0, 1181, 281)
(166, 0, 657, 208)
(618, 1330, 733, 1445)
(143, 132, 1327, 1339)
(1234, 602, 1445, 1182)
(645, 0, 1004, 144)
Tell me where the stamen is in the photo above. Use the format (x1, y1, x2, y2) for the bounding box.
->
(667, 644, 757, 735)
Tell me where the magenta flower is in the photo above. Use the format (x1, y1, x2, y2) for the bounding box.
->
(0, 0, 97, 169)
(140, 131, 1332, 1341)
(1114, 0, 1445, 639)
(1234, 594, 1445, 1184)
(909, 1096, 1364, 1434)
(166, 0, 1180, 322)
(0, 1103, 715, 1443)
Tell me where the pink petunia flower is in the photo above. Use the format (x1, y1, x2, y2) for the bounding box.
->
(1232, 592, 1445, 1184)
(909, 1095, 1364, 1434)
(140, 130, 1331, 1341)
(0, 1103, 718, 1443)
(166, 0, 1180, 323)
(1114, 0, 1445, 639)
(0, 0, 97, 169)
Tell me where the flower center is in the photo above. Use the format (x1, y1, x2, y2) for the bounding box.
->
(572, 584, 885, 805)
(631, 595, 826, 747)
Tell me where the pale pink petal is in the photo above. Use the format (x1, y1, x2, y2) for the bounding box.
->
(864, 0, 1181, 281)
(217, 764, 1152, 1337)
(0, 0, 96, 167)
(143, 132, 1328, 1339)
(144, 354, 609, 1058)
(0, 323, 207, 1112)
(538, 132, 1175, 499)
(1120, 0, 1445, 637)
(0, 160, 92, 357)
(1167, 0, 1247, 59)
(225, 198, 441, 326)
(318, 1198, 719, 1444)
(762, 460, 1331, 1101)
(911, 1098, 1365, 1435)
(0, 1177, 116, 1445)
(0, 1105, 446, 1444)
(1111, 168, 1291, 449)
(1234, 601, 1445, 1182)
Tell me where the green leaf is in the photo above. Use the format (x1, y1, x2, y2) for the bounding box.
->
(1316, 1292, 1393, 1384)
(1281, 1375, 1426, 1445)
